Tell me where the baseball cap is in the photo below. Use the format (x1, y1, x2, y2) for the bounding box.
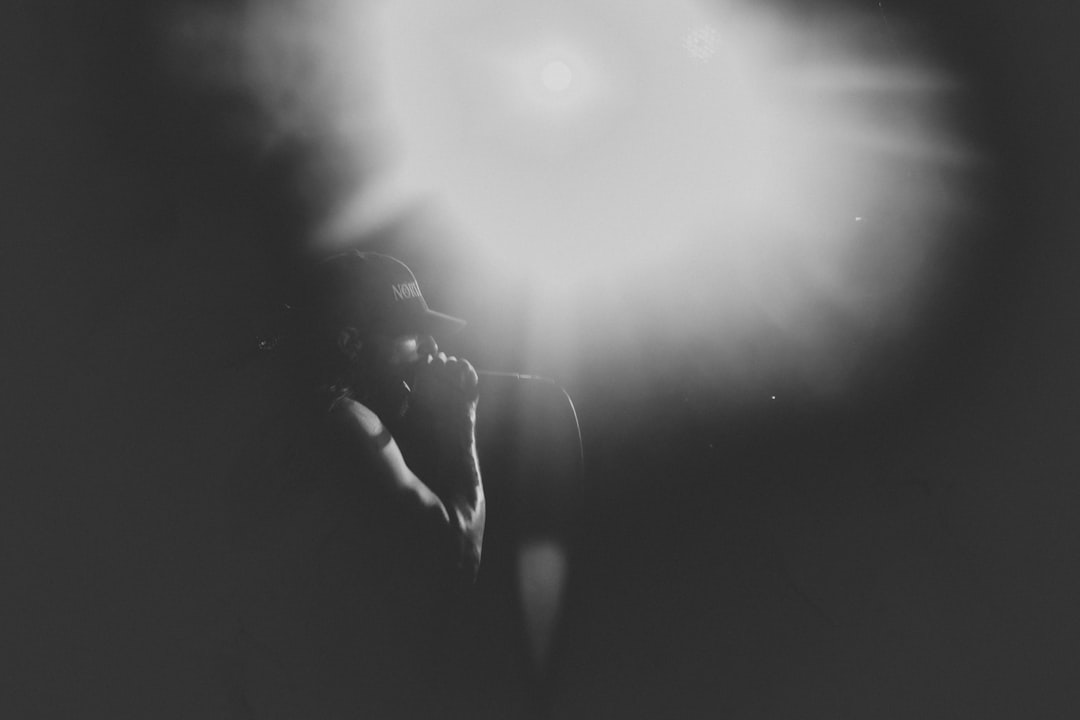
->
(302, 250, 466, 339)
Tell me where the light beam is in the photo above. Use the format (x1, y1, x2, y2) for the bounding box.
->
(169, 0, 985, 402)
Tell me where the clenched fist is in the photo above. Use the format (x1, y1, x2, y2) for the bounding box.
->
(408, 352, 479, 431)
(401, 352, 483, 532)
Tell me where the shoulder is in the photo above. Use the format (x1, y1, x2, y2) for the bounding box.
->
(326, 396, 394, 451)
(329, 396, 382, 432)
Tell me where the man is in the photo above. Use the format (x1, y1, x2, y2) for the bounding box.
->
(229, 250, 485, 719)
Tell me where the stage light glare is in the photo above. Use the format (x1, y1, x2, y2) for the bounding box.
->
(200, 0, 986, 403)
(541, 60, 573, 92)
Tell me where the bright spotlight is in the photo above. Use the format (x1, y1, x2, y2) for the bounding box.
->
(194, 0, 985, 401)
(541, 60, 574, 92)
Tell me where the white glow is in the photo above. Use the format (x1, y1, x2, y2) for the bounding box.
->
(518, 540, 569, 669)
(683, 24, 721, 61)
(541, 60, 574, 92)
(174, 0, 983, 400)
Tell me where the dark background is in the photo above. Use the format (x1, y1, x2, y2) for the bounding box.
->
(3, 1, 1078, 718)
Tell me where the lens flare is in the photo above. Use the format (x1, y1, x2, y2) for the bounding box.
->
(168, 0, 985, 403)
(541, 61, 574, 92)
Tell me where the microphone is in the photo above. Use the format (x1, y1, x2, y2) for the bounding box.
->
(473, 370, 582, 466)
(476, 369, 549, 383)
(476, 369, 565, 398)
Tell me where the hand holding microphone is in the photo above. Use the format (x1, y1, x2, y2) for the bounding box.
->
(405, 351, 483, 523)
(409, 352, 480, 431)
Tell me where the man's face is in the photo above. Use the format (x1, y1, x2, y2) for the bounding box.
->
(348, 331, 438, 421)
(366, 332, 438, 382)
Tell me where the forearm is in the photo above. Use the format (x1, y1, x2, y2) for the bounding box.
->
(400, 351, 485, 582)
(435, 419, 485, 580)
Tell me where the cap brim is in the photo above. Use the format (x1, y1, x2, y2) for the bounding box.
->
(416, 309, 467, 338)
